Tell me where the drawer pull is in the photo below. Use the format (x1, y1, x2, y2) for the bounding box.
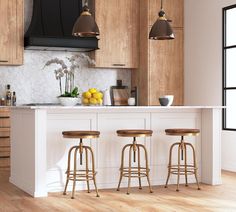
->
(0, 156, 10, 159)
(0, 60, 8, 63)
(112, 64, 126, 67)
(0, 136, 10, 139)
(0, 116, 10, 119)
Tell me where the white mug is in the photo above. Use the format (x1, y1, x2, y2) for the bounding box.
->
(128, 97, 136, 106)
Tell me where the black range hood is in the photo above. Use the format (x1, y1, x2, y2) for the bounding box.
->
(24, 0, 98, 52)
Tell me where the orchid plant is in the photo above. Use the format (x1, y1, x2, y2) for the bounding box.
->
(43, 53, 95, 98)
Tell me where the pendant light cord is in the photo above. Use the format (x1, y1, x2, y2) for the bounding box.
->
(84, 0, 88, 6)
(161, 0, 163, 10)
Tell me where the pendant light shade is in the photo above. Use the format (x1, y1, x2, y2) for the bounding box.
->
(72, 1, 99, 37)
(149, 0, 174, 40)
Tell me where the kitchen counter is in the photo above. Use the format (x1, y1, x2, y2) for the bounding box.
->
(12, 105, 224, 109)
(10, 106, 223, 197)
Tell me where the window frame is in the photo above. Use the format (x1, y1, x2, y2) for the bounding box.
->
(222, 4, 236, 131)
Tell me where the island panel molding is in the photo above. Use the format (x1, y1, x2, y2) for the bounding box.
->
(10, 106, 222, 197)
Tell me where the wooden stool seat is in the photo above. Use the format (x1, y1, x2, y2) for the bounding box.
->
(117, 129, 153, 137)
(62, 131, 100, 139)
(165, 129, 200, 136)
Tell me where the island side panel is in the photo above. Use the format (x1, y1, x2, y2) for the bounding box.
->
(10, 109, 48, 197)
(201, 108, 222, 185)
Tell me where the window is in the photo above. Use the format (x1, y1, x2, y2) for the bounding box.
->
(223, 5, 236, 131)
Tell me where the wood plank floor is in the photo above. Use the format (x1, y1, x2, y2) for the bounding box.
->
(0, 170, 236, 212)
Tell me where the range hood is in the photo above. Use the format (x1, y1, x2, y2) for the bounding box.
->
(24, 0, 98, 52)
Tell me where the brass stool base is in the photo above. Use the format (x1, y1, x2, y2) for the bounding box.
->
(117, 136, 153, 195)
(63, 139, 100, 199)
(165, 135, 201, 192)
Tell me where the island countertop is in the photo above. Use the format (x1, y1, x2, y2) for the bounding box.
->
(10, 105, 225, 110)
(10, 106, 223, 197)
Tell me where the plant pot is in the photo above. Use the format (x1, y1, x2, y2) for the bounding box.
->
(58, 97, 79, 106)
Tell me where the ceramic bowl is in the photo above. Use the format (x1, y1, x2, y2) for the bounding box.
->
(159, 95, 174, 106)
(58, 97, 78, 106)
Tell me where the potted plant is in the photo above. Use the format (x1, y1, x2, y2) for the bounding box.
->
(43, 54, 95, 106)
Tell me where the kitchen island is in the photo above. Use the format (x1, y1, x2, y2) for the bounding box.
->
(10, 106, 222, 197)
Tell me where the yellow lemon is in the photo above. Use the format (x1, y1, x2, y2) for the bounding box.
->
(92, 92, 103, 99)
(89, 98, 97, 105)
(82, 98, 89, 105)
(97, 98, 103, 105)
(83, 91, 92, 99)
(93, 92, 103, 99)
(98, 92, 103, 99)
(89, 88, 97, 94)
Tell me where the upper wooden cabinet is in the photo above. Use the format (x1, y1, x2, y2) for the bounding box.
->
(149, 0, 183, 28)
(91, 0, 139, 69)
(0, 0, 23, 66)
(132, 0, 184, 106)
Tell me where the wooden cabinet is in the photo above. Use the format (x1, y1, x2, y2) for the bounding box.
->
(132, 0, 184, 106)
(149, 0, 183, 28)
(149, 29, 183, 105)
(0, 108, 10, 170)
(0, 0, 24, 66)
(91, 0, 139, 69)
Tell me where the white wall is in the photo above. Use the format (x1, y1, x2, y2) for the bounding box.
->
(0, 0, 131, 104)
(185, 0, 236, 172)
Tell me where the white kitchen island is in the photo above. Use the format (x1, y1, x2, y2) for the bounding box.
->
(10, 106, 222, 197)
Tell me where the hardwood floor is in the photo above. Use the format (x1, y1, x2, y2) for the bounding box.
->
(0, 170, 236, 211)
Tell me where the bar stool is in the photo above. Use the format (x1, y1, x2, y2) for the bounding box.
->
(164, 128, 201, 191)
(116, 129, 153, 194)
(62, 131, 100, 199)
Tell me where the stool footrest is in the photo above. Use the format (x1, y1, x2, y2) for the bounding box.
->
(120, 167, 150, 178)
(66, 170, 97, 181)
(168, 165, 197, 175)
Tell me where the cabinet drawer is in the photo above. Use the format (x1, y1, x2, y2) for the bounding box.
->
(0, 117, 10, 128)
(0, 109, 10, 117)
(0, 157, 10, 168)
(0, 147, 10, 157)
(0, 137, 10, 147)
(0, 128, 10, 138)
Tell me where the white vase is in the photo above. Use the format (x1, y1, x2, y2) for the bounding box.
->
(58, 97, 78, 106)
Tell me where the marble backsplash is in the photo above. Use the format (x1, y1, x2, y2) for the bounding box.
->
(0, 51, 131, 104)
(0, 0, 131, 104)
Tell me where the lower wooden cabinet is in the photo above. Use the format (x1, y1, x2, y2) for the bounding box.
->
(0, 108, 10, 170)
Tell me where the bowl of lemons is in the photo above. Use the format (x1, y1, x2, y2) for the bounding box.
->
(82, 88, 103, 106)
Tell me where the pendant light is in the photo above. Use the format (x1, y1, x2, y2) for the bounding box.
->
(149, 0, 174, 40)
(72, 0, 100, 37)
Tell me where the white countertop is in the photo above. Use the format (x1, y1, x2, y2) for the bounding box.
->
(8, 105, 225, 111)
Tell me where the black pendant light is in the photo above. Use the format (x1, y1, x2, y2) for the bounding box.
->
(149, 0, 174, 40)
(72, 0, 100, 37)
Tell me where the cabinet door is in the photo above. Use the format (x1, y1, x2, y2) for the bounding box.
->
(0, 0, 23, 66)
(93, 0, 139, 69)
(149, 0, 183, 28)
(149, 29, 183, 105)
